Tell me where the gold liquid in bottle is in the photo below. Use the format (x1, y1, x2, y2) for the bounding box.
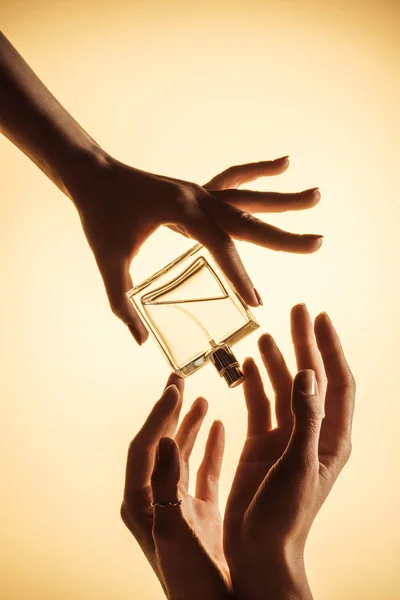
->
(128, 244, 259, 387)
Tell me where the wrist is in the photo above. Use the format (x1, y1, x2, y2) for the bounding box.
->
(57, 142, 114, 210)
(233, 551, 312, 600)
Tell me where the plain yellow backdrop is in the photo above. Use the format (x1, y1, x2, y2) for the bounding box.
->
(0, 1, 399, 598)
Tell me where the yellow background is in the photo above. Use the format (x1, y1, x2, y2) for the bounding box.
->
(0, 1, 399, 598)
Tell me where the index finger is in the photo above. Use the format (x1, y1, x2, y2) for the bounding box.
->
(203, 156, 290, 190)
(98, 255, 149, 345)
(213, 187, 320, 213)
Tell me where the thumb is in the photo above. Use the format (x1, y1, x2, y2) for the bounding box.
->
(151, 438, 228, 600)
(285, 370, 323, 470)
(151, 437, 181, 523)
(99, 257, 148, 345)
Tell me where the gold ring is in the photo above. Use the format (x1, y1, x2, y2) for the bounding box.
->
(151, 499, 182, 508)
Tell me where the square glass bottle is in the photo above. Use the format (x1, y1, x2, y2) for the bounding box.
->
(128, 244, 259, 387)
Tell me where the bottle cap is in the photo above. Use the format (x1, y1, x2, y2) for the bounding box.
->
(209, 344, 245, 388)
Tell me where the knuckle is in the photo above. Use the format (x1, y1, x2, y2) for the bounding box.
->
(173, 184, 194, 206)
(307, 413, 324, 432)
(329, 377, 356, 396)
(223, 166, 235, 177)
(188, 182, 203, 196)
(109, 298, 125, 321)
(197, 467, 219, 486)
(126, 435, 148, 465)
(120, 501, 139, 533)
(239, 210, 258, 225)
(120, 497, 150, 538)
(338, 438, 352, 464)
(127, 436, 139, 456)
(120, 501, 130, 524)
(349, 373, 357, 393)
(323, 438, 352, 474)
(319, 374, 328, 390)
(217, 234, 236, 253)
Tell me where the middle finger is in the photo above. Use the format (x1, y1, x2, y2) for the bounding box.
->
(258, 334, 293, 429)
(290, 303, 327, 399)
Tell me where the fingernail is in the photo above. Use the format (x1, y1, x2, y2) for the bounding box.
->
(275, 155, 289, 161)
(157, 437, 174, 462)
(296, 370, 316, 395)
(303, 187, 320, 194)
(302, 234, 324, 240)
(254, 288, 263, 306)
(128, 324, 144, 345)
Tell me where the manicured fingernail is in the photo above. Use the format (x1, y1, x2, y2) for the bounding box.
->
(302, 234, 324, 240)
(157, 437, 174, 462)
(296, 370, 316, 395)
(275, 155, 289, 161)
(254, 288, 263, 306)
(127, 324, 144, 345)
(303, 187, 320, 194)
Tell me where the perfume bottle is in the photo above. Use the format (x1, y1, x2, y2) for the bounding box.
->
(128, 244, 259, 387)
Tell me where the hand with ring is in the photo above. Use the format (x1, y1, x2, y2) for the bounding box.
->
(120, 374, 233, 600)
(121, 305, 355, 600)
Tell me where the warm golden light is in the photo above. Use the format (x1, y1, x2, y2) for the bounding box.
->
(0, 1, 399, 598)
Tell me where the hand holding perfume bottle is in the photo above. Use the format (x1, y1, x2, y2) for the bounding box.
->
(1, 32, 323, 346)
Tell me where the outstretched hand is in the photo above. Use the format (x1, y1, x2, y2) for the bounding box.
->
(121, 373, 233, 600)
(122, 306, 355, 600)
(224, 305, 355, 600)
(72, 156, 322, 344)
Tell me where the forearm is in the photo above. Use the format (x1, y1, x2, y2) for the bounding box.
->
(0, 31, 108, 200)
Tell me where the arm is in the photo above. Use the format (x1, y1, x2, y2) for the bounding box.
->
(1, 32, 323, 345)
(224, 305, 355, 600)
(0, 31, 106, 199)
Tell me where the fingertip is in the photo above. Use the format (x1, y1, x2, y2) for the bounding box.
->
(300, 187, 321, 208)
(161, 384, 180, 410)
(191, 396, 209, 414)
(314, 311, 331, 331)
(127, 323, 148, 345)
(258, 332, 275, 353)
(242, 356, 256, 373)
(299, 235, 324, 254)
(291, 302, 307, 315)
(152, 436, 181, 492)
(310, 187, 321, 205)
(272, 155, 290, 173)
(317, 310, 330, 321)
(274, 155, 290, 163)
(314, 312, 339, 347)
(155, 437, 180, 476)
(158, 434, 173, 449)
(158, 436, 179, 458)
(213, 418, 224, 430)
(165, 372, 185, 395)
(212, 419, 225, 448)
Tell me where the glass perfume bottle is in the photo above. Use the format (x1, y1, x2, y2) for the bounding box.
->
(128, 244, 259, 387)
